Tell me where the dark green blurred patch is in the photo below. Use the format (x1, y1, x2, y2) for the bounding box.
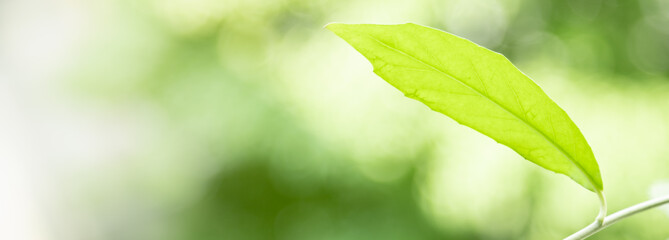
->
(499, 0, 669, 80)
(172, 155, 489, 240)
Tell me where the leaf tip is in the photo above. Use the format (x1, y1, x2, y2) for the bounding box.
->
(325, 23, 347, 33)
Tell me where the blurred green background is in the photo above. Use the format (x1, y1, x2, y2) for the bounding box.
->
(2, 0, 669, 239)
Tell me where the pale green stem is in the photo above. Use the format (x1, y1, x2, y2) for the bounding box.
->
(565, 194, 669, 240)
(595, 190, 607, 224)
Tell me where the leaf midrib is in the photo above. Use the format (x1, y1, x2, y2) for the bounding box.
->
(363, 33, 598, 190)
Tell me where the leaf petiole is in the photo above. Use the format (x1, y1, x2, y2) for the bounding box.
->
(596, 190, 607, 224)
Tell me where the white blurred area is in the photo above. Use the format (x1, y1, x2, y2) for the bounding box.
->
(0, 1, 144, 239)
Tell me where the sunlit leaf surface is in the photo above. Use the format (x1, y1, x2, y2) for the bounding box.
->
(327, 23, 603, 192)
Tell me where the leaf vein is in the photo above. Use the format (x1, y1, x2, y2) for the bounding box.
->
(363, 33, 597, 190)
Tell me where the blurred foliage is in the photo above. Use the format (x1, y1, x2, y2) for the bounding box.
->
(49, 0, 669, 239)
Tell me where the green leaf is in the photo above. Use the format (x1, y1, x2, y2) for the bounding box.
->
(327, 23, 603, 192)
